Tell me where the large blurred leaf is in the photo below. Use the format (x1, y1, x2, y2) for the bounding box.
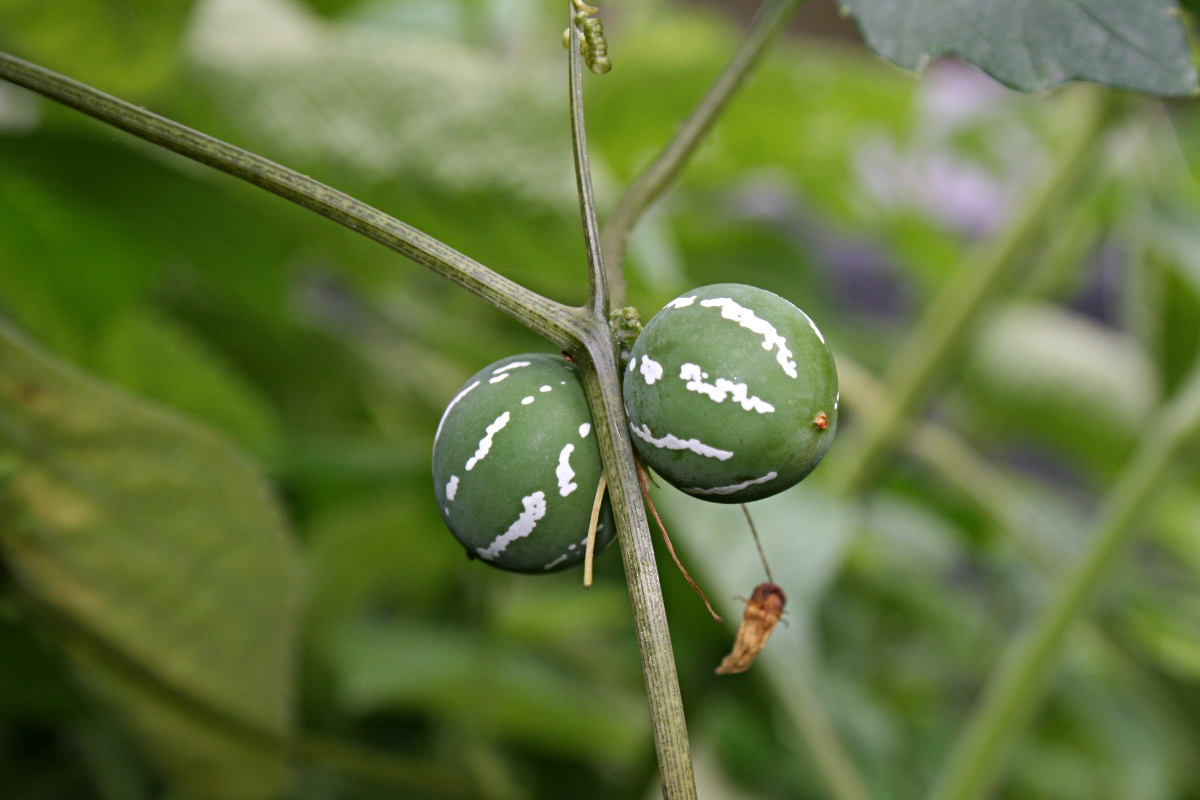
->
(304, 488, 458, 639)
(0, 0, 197, 96)
(0, 322, 299, 799)
(186, 0, 575, 209)
(332, 619, 649, 765)
(653, 481, 855, 727)
(839, 0, 1198, 95)
(99, 311, 282, 458)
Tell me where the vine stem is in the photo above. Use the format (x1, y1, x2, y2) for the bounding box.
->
(0, 52, 586, 352)
(589, 1, 873, 794)
(827, 86, 1115, 497)
(567, 6, 697, 796)
(926, 356, 1200, 800)
(568, 8, 610, 319)
(598, 0, 805, 307)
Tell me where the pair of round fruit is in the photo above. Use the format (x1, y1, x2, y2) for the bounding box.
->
(432, 283, 839, 573)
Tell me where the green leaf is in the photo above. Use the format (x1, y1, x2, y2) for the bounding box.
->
(99, 312, 282, 459)
(304, 489, 458, 640)
(0, 0, 197, 96)
(0, 321, 299, 799)
(839, 0, 1198, 95)
(332, 620, 650, 765)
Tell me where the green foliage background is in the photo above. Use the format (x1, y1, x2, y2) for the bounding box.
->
(3, 0, 1200, 798)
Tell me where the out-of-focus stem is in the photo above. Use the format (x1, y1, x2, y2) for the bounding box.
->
(598, 0, 805, 307)
(828, 88, 1114, 498)
(927, 356, 1200, 800)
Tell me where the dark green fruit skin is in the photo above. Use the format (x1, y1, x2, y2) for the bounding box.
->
(623, 284, 838, 503)
(433, 353, 615, 574)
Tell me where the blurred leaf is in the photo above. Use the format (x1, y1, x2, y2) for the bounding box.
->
(332, 620, 649, 765)
(1121, 593, 1200, 680)
(1156, 488, 1200, 575)
(299, 0, 362, 17)
(1011, 667, 1180, 800)
(839, 0, 1198, 95)
(0, 618, 85, 718)
(0, 131, 296, 333)
(186, 0, 574, 209)
(304, 488, 457, 639)
(99, 312, 282, 458)
(491, 582, 630, 643)
(0, 0, 197, 96)
(0, 322, 299, 799)
(962, 302, 1159, 475)
(1143, 212, 1200, 391)
(0, 170, 160, 361)
(653, 480, 854, 641)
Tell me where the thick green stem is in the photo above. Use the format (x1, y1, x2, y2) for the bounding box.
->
(827, 87, 1114, 497)
(598, 0, 805, 307)
(567, 5, 696, 794)
(577, 329, 697, 800)
(0, 52, 583, 351)
(927, 357, 1200, 800)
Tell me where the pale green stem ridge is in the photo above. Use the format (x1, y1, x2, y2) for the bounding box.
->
(0, 52, 583, 351)
(927, 357, 1200, 800)
(599, 0, 805, 307)
(828, 88, 1114, 498)
(567, 5, 696, 795)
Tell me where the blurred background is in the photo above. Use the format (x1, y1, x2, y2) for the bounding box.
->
(3, 0, 1200, 798)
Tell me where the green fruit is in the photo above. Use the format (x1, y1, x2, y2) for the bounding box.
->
(433, 353, 616, 573)
(623, 283, 838, 503)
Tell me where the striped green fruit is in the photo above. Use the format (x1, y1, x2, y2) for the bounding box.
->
(623, 284, 838, 503)
(433, 353, 616, 573)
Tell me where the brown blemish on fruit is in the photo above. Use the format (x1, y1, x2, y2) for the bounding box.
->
(813, 412, 828, 430)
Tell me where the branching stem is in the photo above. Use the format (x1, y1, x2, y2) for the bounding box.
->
(599, 0, 805, 306)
